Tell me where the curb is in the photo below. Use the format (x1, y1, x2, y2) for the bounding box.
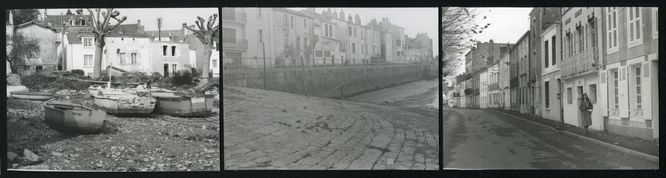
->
(489, 109, 659, 163)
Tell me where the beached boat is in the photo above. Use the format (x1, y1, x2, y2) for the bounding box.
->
(7, 85, 29, 97)
(43, 99, 106, 134)
(152, 92, 215, 117)
(10, 91, 54, 100)
(92, 90, 156, 115)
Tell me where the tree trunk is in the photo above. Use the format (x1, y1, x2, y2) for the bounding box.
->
(8, 60, 17, 74)
(201, 45, 212, 79)
(92, 44, 104, 80)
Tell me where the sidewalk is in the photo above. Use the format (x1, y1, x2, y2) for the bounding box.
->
(490, 108, 659, 162)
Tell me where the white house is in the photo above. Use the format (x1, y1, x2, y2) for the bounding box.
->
(64, 31, 96, 76)
(479, 69, 488, 109)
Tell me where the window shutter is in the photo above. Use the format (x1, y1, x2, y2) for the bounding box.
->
(621, 68, 626, 80)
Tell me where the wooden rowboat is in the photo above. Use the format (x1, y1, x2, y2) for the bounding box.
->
(43, 99, 107, 134)
(152, 92, 215, 117)
(10, 91, 54, 100)
(92, 91, 156, 115)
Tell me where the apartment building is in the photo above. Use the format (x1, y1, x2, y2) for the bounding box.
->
(600, 7, 659, 140)
(529, 7, 562, 117)
(560, 7, 604, 130)
(540, 22, 563, 123)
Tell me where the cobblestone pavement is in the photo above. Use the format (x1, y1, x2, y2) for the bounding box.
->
(223, 83, 438, 170)
(443, 108, 658, 169)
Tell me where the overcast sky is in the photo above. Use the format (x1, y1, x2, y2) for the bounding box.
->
(448, 7, 532, 76)
(43, 8, 218, 31)
(290, 8, 438, 56)
(470, 7, 532, 44)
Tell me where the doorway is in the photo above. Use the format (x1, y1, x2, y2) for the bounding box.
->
(577, 85, 584, 126)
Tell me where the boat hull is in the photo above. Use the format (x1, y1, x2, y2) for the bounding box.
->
(93, 95, 156, 115)
(11, 91, 54, 100)
(154, 94, 215, 117)
(43, 102, 107, 134)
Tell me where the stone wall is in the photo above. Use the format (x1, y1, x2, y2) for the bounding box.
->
(223, 64, 428, 98)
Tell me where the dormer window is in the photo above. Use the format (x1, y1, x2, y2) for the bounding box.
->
(83, 37, 93, 47)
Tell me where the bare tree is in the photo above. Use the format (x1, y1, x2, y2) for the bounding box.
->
(183, 14, 219, 81)
(6, 9, 41, 74)
(7, 33, 39, 74)
(441, 7, 490, 77)
(77, 8, 127, 80)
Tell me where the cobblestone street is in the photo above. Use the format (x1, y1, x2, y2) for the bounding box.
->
(223, 80, 438, 170)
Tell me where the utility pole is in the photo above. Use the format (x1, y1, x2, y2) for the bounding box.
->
(157, 17, 162, 41)
(262, 41, 267, 90)
(301, 54, 307, 96)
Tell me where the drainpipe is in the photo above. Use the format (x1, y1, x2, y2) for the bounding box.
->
(558, 13, 565, 125)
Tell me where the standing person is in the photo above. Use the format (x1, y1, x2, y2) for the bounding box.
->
(579, 93, 593, 135)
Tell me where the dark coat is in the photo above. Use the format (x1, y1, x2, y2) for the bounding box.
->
(579, 98, 593, 127)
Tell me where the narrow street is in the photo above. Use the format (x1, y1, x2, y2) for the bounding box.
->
(443, 108, 658, 169)
(223, 79, 439, 170)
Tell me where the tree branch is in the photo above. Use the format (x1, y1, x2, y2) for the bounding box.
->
(86, 9, 98, 31)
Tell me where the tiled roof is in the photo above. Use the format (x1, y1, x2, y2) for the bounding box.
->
(111, 24, 141, 34)
(66, 31, 95, 44)
(16, 21, 58, 32)
(106, 32, 152, 38)
(45, 15, 91, 27)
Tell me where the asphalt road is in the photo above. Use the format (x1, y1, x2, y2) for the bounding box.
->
(443, 108, 658, 169)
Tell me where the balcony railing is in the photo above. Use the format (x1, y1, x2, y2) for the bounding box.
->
(561, 48, 597, 78)
(223, 39, 248, 50)
(222, 10, 247, 23)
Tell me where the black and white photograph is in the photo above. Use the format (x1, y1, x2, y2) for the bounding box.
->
(442, 7, 659, 169)
(222, 7, 439, 170)
(5, 8, 221, 171)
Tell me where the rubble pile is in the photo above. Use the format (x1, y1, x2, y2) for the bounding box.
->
(7, 70, 221, 171)
(7, 98, 221, 171)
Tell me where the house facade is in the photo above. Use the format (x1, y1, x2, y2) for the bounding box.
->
(101, 34, 153, 75)
(540, 23, 563, 122)
(15, 21, 61, 75)
(600, 7, 659, 140)
(499, 51, 511, 110)
(514, 32, 531, 114)
(560, 7, 604, 130)
(150, 40, 191, 77)
(63, 31, 96, 76)
(529, 7, 562, 117)
(479, 68, 488, 108)
(222, 8, 428, 68)
(487, 62, 501, 108)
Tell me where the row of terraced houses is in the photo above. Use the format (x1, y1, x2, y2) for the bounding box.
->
(6, 10, 220, 77)
(221, 8, 434, 68)
(448, 7, 659, 140)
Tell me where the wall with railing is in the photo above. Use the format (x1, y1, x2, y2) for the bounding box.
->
(223, 64, 429, 98)
(561, 48, 596, 78)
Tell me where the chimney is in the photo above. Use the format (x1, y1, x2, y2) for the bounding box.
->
(182, 23, 188, 35)
(137, 19, 144, 33)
